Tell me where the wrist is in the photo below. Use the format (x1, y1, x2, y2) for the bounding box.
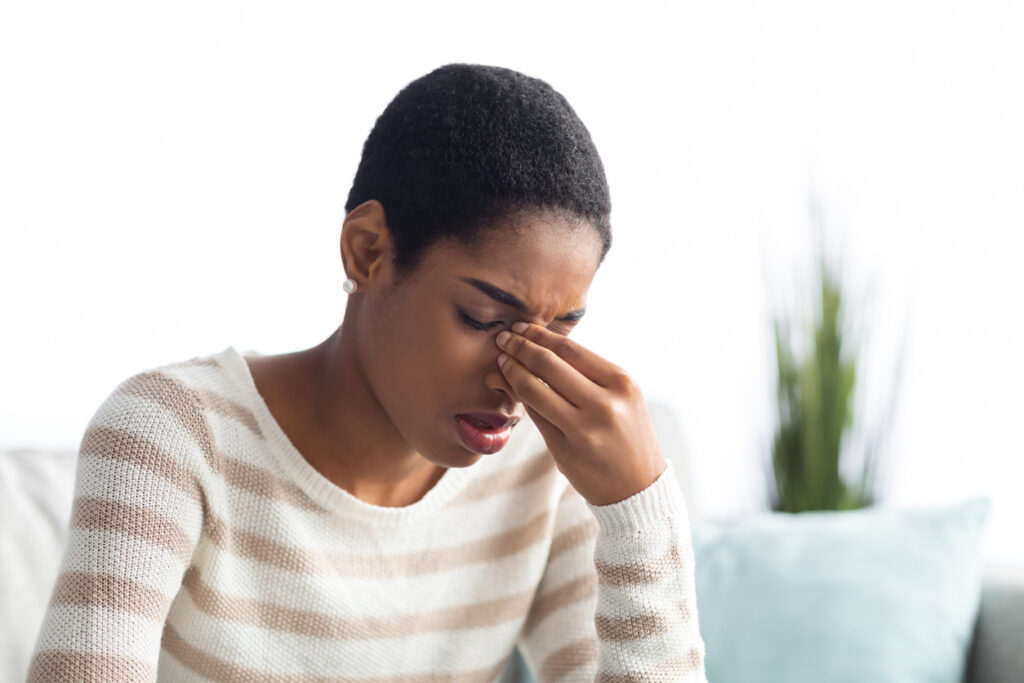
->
(587, 460, 685, 535)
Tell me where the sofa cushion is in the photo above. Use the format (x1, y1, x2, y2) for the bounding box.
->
(691, 498, 990, 683)
(0, 449, 78, 683)
(966, 566, 1024, 683)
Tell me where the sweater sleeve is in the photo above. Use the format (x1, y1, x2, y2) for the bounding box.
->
(517, 460, 708, 681)
(27, 370, 208, 682)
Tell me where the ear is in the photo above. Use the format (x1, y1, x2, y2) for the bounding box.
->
(340, 200, 394, 289)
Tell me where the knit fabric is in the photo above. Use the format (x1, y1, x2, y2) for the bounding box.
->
(27, 346, 707, 682)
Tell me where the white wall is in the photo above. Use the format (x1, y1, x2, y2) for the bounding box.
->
(2, 1, 1021, 566)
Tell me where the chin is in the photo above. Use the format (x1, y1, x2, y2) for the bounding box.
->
(435, 445, 486, 468)
(411, 435, 485, 469)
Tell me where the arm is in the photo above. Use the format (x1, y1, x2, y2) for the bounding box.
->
(518, 461, 706, 681)
(27, 370, 208, 682)
(496, 322, 707, 680)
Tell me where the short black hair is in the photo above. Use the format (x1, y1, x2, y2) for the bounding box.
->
(344, 63, 612, 273)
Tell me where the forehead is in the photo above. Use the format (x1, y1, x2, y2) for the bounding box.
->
(428, 216, 603, 316)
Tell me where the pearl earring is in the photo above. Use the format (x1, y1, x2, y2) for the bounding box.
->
(343, 278, 358, 294)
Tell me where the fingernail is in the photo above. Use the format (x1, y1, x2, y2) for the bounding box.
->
(511, 322, 528, 334)
(497, 353, 508, 368)
(496, 331, 510, 347)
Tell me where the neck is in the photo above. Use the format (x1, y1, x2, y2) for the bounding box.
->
(291, 323, 445, 507)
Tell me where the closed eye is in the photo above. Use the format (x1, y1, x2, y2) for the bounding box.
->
(457, 308, 504, 332)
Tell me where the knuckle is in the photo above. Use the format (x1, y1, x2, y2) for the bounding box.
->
(593, 400, 617, 423)
(610, 398, 633, 422)
(610, 369, 635, 393)
(579, 430, 602, 453)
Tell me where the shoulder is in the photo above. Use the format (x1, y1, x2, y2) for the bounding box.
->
(82, 349, 244, 472)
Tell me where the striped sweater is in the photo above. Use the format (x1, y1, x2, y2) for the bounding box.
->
(28, 346, 707, 681)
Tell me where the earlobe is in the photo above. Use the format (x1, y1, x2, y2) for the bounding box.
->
(340, 200, 393, 287)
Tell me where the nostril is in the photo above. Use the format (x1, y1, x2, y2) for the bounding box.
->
(484, 368, 521, 404)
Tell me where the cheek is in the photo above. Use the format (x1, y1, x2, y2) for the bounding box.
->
(428, 330, 502, 378)
(415, 331, 506, 409)
(374, 310, 494, 390)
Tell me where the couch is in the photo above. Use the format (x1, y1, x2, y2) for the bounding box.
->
(3, 402, 1023, 682)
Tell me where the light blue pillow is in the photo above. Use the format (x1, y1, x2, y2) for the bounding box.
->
(691, 498, 990, 683)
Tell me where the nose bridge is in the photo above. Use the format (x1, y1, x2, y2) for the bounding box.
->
(520, 284, 585, 328)
(522, 294, 563, 327)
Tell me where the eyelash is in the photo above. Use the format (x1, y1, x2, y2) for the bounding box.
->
(457, 309, 504, 332)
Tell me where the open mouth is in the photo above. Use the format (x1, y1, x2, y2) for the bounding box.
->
(463, 415, 516, 429)
(454, 413, 519, 454)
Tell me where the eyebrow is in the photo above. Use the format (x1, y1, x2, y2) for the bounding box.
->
(461, 277, 586, 322)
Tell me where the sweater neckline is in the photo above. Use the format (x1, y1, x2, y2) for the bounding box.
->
(216, 345, 477, 525)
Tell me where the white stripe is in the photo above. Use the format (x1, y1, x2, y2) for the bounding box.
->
(75, 453, 203, 529)
(202, 430, 560, 554)
(87, 391, 212, 477)
(33, 605, 167, 661)
(59, 528, 189, 593)
(162, 360, 232, 389)
(166, 589, 521, 676)
(184, 535, 547, 618)
(156, 645, 201, 679)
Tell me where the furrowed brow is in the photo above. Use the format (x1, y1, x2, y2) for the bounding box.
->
(461, 277, 586, 322)
(461, 278, 524, 310)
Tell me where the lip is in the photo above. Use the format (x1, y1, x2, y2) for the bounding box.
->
(454, 413, 519, 454)
(459, 413, 520, 429)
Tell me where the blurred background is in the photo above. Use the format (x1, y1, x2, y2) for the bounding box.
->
(1, 1, 1021, 566)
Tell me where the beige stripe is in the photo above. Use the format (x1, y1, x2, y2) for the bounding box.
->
(447, 453, 555, 506)
(117, 371, 221, 473)
(205, 507, 551, 577)
(548, 517, 599, 563)
(181, 564, 534, 639)
(521, 574, 597, 638)
(162, 622, 333, 683)
(595, 600, 692, 641)
(195, 386, 264, 438)
(220, 453, 323, 512)
(686, 645, 705, 673)
(71, 496, 194, 564)
(81, 426, 203, 504)
(595, 545, 684, 587)
(67, 487, 547, 584)
(539, 637, 598, 680)
(162, 622, 510, 682)
(27, 650, 157, 683)
(49, 571, 171, 622)
(595, 647, 705, 682)
(115, 372, 322, 513)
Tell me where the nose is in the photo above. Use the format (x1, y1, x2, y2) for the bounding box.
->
(484, 366, 521, 411)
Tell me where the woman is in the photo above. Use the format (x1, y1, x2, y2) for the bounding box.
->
(29, 64, 707, 681)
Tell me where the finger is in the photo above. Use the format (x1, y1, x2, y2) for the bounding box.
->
(496, 330, 595, 407)
(510, 322, 629, 389)
(497, 352, 575, 428)
(523, 404, 564, 443)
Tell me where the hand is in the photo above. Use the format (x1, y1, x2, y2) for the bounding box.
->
(496, 322, 667, 506)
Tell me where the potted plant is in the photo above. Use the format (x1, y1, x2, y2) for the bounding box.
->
(766, 200, 906, 512)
